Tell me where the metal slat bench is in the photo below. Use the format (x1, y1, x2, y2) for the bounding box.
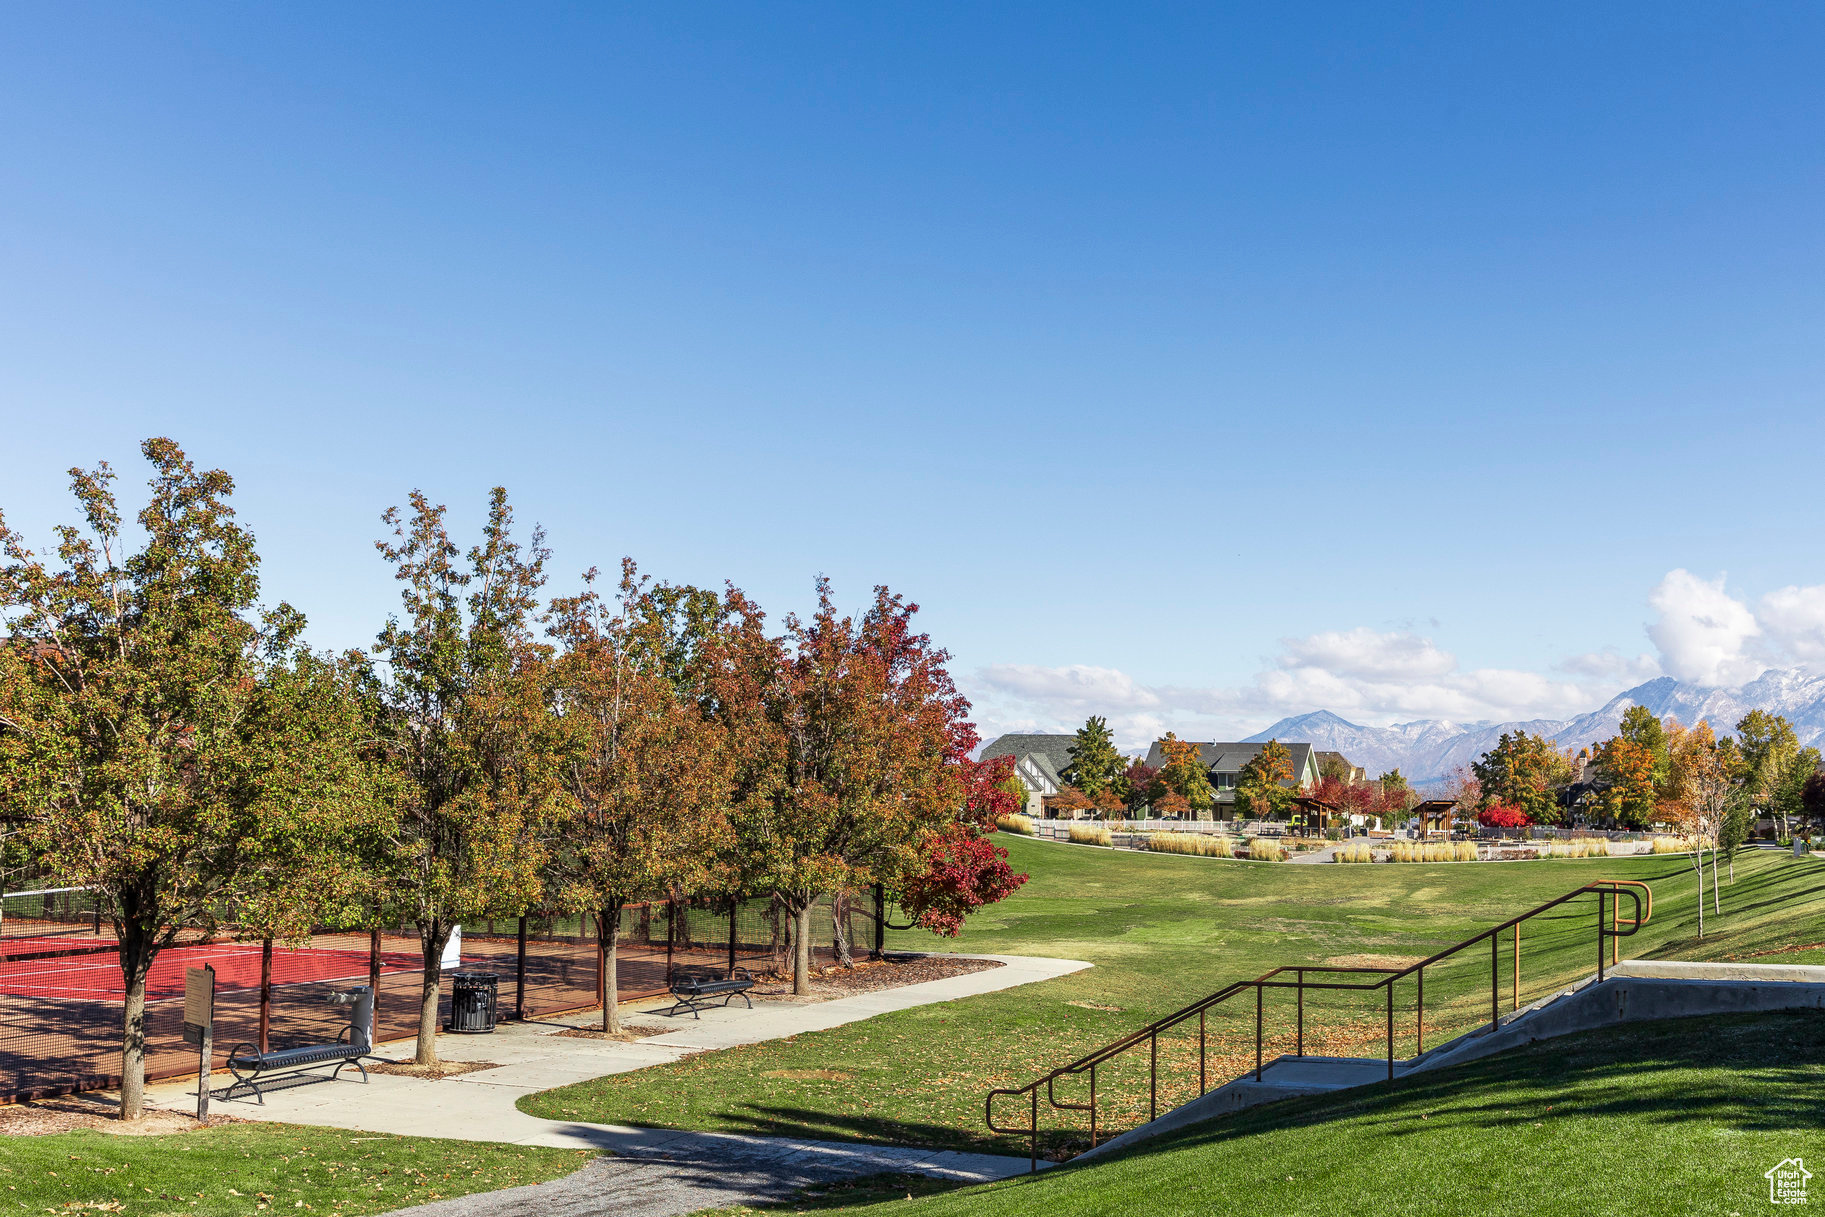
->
(662, 966, 755, 1018)
(225, 986, 375, 1103)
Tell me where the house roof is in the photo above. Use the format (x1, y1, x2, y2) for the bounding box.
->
(980, 733, 1079, 782)
(1142, 739, 1319, 786)
(1315, 750, 1362, 778)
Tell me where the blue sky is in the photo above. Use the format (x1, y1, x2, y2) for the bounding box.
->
(4, 5, 1824, 747)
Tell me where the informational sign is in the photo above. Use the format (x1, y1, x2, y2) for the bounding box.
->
(184, 964, 216, 1122)
(182, 966, 215, 1046)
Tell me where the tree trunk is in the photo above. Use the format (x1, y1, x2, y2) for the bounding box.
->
(118, 928, 155, 1121)
(120, 971, 148, 1120)
(599, 905, 622, 1034)
(1712, 847, 1721, 915)
(416, 923, 449, 1066)
(831, 893, 853, 970)
(793, 902, 813, 996)
(258, 939, 273, 1054)
(1692, 852, 1704, 938)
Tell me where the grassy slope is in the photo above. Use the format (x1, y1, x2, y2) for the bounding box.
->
(0, 1124, 591, 1217)
(824, 1009, 1825, 1217)
(518, 842, 1825, 1160)
(521, 840, 1825, 1156)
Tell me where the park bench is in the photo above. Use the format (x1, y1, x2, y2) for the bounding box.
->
(662, 966, 755, 1018)
(224, 986, 374, 1103)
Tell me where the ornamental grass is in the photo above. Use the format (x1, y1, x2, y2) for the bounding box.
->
(1247, 837, 1287, 862)
(1147, 832, 1236, 858)
(1544, 838, 1613, 859)
(1068, 825, 1115, 846)
(995, 813, 1035, 835)
(1389, 841, 1479, 862)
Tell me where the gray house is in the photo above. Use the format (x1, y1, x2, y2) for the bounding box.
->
(1141, 739, 1321, 819)
(978, 733, 1077, 817)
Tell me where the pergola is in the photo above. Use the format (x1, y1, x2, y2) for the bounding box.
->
(1410, 798, 1458, 839)
(1290, 795, 1342, 832)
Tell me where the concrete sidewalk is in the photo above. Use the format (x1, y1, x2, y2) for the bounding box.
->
(146, 953, 1085, 1199)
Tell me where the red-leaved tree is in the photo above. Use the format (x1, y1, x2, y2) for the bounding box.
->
(1477, 803, 1530, 828)
(890, 731, 1029, 936)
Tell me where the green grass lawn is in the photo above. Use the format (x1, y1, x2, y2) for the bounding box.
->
(808, 1009, 1825, 1217)
(520, 839, 1825, 1156)
(0, 1124, 591, 1217)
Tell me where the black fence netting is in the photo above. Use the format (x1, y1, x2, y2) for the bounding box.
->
(1, 887, 888, 1105)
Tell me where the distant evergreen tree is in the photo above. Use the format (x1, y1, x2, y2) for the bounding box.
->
(1062, 715, 1126, 797)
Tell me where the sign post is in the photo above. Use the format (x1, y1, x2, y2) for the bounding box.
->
(183, 964, 216, 1123)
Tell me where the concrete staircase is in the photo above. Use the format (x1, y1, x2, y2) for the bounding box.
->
(1075, 960, 1825, 1162)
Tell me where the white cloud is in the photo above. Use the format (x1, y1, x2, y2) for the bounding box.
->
(1277, 628, 1456, 681)
(1757, 583, 1825, 662)
(1646, 570, 1764, 686)
(973, 663, 1161, 710)
(967, 627, 1626, 751)
(1555, 648, 1662, 684)
(966, 567, 1825, 753)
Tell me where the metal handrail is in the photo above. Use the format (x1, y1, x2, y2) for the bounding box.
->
(985, 879, 1651, 1171)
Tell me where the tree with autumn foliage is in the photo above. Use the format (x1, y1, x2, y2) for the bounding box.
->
(1664, 719, 1735, 935)
(1477, 803, 1530, 829)
(1114, 759, 1158, 816)
(1472, 732, 1572, 825)
(895, 743, 1027, 936)
(719, 580, 970, 995)
(368, 489, 566, 1063)
(1234, 739, 1296, 821)
(546, 562, 731, 1032)
(0, 440, 374, 1118)
(1152, 791, 1191, 818)
(1155, 733, 1215, 815)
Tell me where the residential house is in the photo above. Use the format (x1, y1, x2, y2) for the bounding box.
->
(1141, 739, 1323, 820)
(1316, 750, 1365, 784)
(978, 733, 1078, 817)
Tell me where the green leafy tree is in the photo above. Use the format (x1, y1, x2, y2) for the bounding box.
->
(547, 562, 730, 1032)
(1771, 748, 1822, 834)
(0, 440, 367, 1118)
(1235, 739, 1297, 820)
(1737, 710, 1804, 836)
(369, 488, 566, 1063)
(1061, 716, 1125, 798)
(1155, 733, 1215, 815)
(231, 649, 391, 1052)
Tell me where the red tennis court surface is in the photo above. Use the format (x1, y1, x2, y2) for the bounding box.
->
(0, 940, 423, 1001)
(2, 894, 872, 1105)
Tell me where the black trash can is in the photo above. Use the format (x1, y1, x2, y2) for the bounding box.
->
(448, 971, 499, 1034)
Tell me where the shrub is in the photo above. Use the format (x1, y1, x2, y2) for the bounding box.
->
(1147, 832, 1234, 858)
(1334, 841, 1375, 864)
(995, 813, 1034, 836)
(1068, 825, 1114, 847)
(1247, 837, 1286, 862)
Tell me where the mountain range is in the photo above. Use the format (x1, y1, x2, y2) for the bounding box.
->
(1243, 666, 1825, 786)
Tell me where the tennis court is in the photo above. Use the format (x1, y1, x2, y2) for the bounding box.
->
(0, 887, 883, 1104)
(0, 939, 423, 1001)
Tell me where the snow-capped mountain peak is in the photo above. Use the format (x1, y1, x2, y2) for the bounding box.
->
(1241, 667, 1825, 785)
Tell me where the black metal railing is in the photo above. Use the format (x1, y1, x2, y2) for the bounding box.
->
(986, 878, 1652, 1171)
